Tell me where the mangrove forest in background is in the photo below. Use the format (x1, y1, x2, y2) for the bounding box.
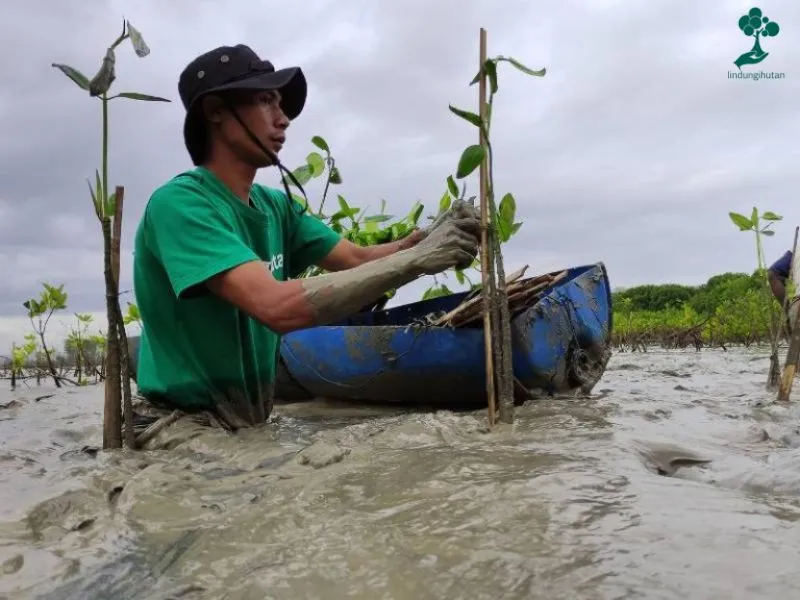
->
(612, 270, 782, 351)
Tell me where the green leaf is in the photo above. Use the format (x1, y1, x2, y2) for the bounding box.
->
(762, 229, 775, 236)
(470, 59, 498, 94)
(338, 194, 351, 213)
(762, 211, 783, 221)
(405, 201, 424, 225)
(456, 145, 486, 179)
(106, 191, 117, 216)
(89, 48, 117, 96)
(390, 223, 410, 240)
(448, 105, 483, 128)
(311, 135, 330, 153)
(485, 59, 498, 94)
(439, 191, 452, 214)
(363, 214, 393, 223)
(330, 210, 348, 222)
(329, 166, 342, 184)
(729, 212, 753, 231)
(455, 269, 465, 285)
(94, 169, 103, 215)
(306, 151, 325, 177)
(510, 222, 523, 235)
(126, 22, 150, 57)
(497, 56, 546, 77)
(87, 178, 100, 218)
(446, 175, 459, 198)
(496, 213, 510, 242)
(291, 164, 314, 186)
(114, 92, 170, 102)
(498, 192, 516, 230)
(51, 63, 91, 91)
(422, 284, 453, 300)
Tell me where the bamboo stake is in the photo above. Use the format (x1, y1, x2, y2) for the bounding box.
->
(111, 186, 135, 448)
(477, 28, 497, 426)
(102, 215, 122, 449)
(777, 225, 800, 402)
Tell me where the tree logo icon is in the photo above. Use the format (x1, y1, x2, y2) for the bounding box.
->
(734, 7, 780, 70)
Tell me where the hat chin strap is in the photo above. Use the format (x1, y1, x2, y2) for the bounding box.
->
(224, 100, 309, 215)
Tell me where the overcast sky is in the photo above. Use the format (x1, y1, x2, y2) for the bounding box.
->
(0, 0, 798, 353)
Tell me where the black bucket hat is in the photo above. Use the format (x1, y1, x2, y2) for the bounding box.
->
(178, 44, 307, 165)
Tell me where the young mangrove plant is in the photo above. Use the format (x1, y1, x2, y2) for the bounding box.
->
(8, 335, 38, 390)
(52, 19, 170, 449)
(123, 302, 142, 332)
(281, 134, 524, 304)
(729, 207, 783, 387)
(65, 313, 97, 384)
(22, 282, 67, 387)
(448, 45, 546, 423)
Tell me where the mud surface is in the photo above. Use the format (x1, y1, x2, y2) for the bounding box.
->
(3, 348, 800, 599)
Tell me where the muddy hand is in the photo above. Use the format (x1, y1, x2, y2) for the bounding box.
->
(449, 199, 479, 221)
(425, 199, 480, 235)
(409, 211, 481, 275)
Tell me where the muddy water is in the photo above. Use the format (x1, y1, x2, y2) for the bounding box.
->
(2, 349, 800, 599)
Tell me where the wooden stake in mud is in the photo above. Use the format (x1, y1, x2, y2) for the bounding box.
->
(777, 225, 800, 402)
(476, 28, 515, 425)
(477, 28, 498, 426)
(102, 185, 135, 449)
(112, 186, 135, 447)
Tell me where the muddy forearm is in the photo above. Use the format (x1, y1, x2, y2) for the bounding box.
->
(301, 248, 424, 325)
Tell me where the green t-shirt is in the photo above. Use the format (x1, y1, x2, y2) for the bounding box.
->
(132, 166, 341, 425)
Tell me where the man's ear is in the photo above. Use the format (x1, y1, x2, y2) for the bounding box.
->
(202, 95, 225, 123)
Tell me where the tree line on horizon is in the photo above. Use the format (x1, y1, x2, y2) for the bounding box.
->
(611, 270, 782, 351)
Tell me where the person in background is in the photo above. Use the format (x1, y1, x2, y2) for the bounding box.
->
(767, 250, 792, 306)
(767, 249, 799, 334)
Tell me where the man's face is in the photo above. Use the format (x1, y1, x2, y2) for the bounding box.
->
(212, 89, 290, 167)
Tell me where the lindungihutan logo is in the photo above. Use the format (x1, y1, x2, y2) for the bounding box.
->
(729, 7, 785, 80)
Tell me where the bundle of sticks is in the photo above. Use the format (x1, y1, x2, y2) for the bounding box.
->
(433, 267, 568, 328)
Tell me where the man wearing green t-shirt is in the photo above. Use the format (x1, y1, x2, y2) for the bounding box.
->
(132, 44, 481, 427)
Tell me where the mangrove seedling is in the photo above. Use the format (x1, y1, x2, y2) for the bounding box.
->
(8, 335, 38, 390)
(22, 282, 67, 387)
(282, 134, 525, 304)
(52, 18, 170, 449)
(65, 312, 96, 384)
(123, 302, 142, 331)
(448, 49, 546, 423)
(729, 207, 783, 388)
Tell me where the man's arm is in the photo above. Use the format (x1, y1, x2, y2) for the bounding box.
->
(207, 215, 480, 333)
(205, 261, 318, 333)
(146, 182, 477, 334)
(317, 230, 426, 271)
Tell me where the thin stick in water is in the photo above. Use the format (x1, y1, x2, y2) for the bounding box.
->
(477, 27, 497, 426)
